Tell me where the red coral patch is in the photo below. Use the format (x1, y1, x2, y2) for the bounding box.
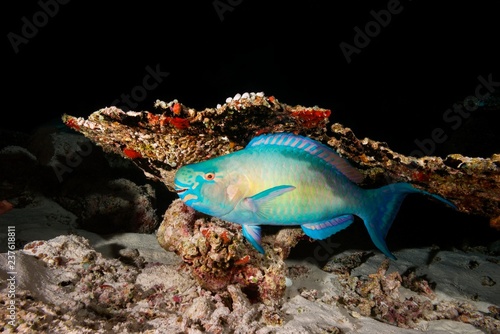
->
(123, 148, 142, 159)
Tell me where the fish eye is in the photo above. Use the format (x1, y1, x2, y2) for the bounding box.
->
(204, 172, 215, 181)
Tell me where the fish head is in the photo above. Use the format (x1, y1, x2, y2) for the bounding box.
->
(174, 160, 249, 217)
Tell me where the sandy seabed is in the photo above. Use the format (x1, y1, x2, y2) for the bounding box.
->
(1, 193, 499, 334)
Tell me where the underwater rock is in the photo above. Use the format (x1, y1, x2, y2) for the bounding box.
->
(337, 259, 500, 332)
(156, 199, 288, 306)
(0, 145, 37, 202)
(0, 126, 164, 235)
(62, 93, 500, 227)
(56, 177, 159, 234)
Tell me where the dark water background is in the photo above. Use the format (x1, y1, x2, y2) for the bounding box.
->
(4, 1, 499, 157)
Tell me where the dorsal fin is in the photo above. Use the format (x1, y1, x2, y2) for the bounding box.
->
(248, 133, 364, 184)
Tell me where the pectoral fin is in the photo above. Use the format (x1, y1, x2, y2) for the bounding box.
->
(247, 185, 296, 206)
(242, 225, 265, 253)
(242, 185, 295, 220)
(301, 214, 355, 240)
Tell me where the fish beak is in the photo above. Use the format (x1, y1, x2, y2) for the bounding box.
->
(175, 188, 188, 194)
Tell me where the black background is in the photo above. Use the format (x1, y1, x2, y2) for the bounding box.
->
(4, 1, 499, 158)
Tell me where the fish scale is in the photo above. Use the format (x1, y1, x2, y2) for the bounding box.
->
(174, 132, 456, 259)
(238, 148, 346, 221)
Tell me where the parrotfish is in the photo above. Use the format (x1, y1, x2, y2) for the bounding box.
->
(174, 133, 456, 260)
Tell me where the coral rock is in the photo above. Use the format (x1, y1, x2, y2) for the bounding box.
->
(62, 93, 499, 225)
(327, 123, 500, 227)
(62, 93, 330, 192)
(157, 199, 287, 306)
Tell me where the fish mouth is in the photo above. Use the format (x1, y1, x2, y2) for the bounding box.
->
(175, 188, 188, 194)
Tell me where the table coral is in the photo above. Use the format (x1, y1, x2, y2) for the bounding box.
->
(62, 92, 500, 226)
(62, 93, 331, 192)
(327, 123, 500, 230)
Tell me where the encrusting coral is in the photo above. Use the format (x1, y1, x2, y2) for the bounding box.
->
(156, 198, 289, 307)
(327, 123, 500, 230)
(62, 92, 500, 227)
(62, 93, 331, 192)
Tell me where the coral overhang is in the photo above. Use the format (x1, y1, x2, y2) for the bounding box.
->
(62, 92, 500, 227)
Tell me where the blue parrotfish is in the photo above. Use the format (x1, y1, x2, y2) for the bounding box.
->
(174, 133, 456, 260)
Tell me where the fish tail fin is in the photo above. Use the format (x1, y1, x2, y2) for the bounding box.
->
(359, 183, 456, 260)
